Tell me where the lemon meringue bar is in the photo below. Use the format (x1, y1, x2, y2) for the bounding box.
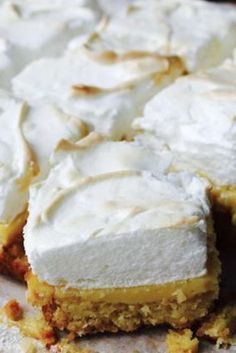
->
(0, 91, 86, 279)
(0, 0, 101, 88)
(12, 47, 184, 140)
(86, 0, 236, 72)
(134, 54, 236, 223)
(25, 135, 220, 334)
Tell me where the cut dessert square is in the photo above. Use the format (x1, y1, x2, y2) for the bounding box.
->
(24, 135, 220, 335)
(0, 91, 86, 280)
(85, 0, 236, 72)
(134, 53, 236, 223)
(12, 47, 184, 140)
(0, 0, 102, 88)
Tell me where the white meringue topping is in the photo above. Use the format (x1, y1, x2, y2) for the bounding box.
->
(12, 48, 183, 139)
(86, 0, 236, 72)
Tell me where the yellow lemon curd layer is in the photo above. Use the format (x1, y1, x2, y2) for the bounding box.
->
(0, 209, 28, 246)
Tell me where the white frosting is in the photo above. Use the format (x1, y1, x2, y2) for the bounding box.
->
(12, 48, 183, 139)
(25, 136, 209, 289)
(87, 0, 236, 72)
(134, 55, 236, 186)
(0, 0, 101, 87)
(0, 92, 84, 224)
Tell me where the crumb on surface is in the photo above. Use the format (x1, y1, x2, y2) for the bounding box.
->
(197, 302, 236, 348)
(0, 304, 56, 348)
(167, 329, 199, 353)
(18, 313, 57, 347)
(4, 299, 23, 321)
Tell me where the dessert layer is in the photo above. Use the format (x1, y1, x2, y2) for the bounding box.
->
(24, 164, 210, 289)
(12, 48, 184, 139)
(134, 54, 236, 187)
(86, 0, 236, 72)
(40, 292, 218, 334)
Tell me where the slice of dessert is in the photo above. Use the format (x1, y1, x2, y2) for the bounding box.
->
(134, 54, 236, 223)
(12, 47, 184, 140)
(0, 0, 101, 88)
(0, 91, 86, 280)
(24, 134, 220, 335)
(85, 0, 236, 72)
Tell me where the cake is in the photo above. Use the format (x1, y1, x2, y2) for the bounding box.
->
(12, 47, 184, 140)
(24, 135, 220, 335)
(134, 54, 236, 223)
(0, 91, 86, 280)
(85, 0, 236, 72)
(0, 0, 101, 88)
